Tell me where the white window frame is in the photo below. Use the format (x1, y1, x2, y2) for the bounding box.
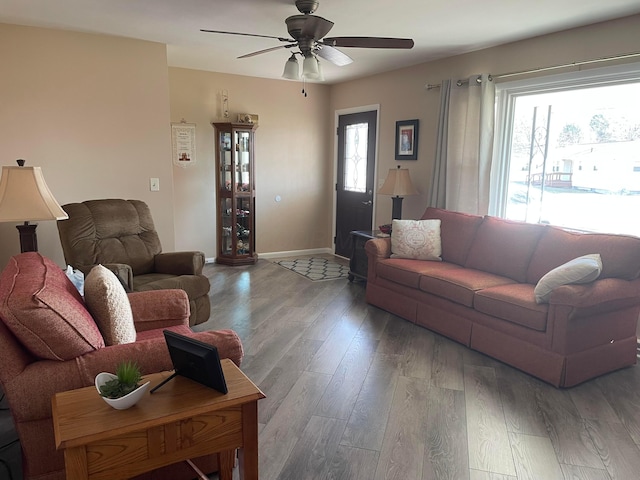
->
(489, 62, 640, 219)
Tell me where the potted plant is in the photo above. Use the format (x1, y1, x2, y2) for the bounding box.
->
(94, 361, 151, 410)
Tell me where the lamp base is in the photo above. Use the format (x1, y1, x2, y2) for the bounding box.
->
(16, 222, 38, 253)
(391, 196, 404, 220)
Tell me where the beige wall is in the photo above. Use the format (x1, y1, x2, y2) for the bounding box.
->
(168, 68, 332, 258)
(329, 14, 640, 229)
(0, 24, 174, 269)
(1, 15, 639, 270)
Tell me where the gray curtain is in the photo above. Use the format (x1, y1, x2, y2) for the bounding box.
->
(429, 74, 495, 215)
(429, 79, 451, 209)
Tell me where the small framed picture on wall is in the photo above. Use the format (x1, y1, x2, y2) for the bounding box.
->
(395, 119, 419, 160)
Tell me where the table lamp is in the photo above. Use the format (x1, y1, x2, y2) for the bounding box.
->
(378, 165, 418, 220)
(0, 159, 68, 252)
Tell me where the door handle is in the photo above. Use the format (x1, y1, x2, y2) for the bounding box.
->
(362, 201, 372, 206)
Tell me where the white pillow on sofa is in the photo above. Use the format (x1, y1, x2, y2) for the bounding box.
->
(390, 219, 442, 261)
(534, 253, 602, 304)
(84, 264, 136, 345)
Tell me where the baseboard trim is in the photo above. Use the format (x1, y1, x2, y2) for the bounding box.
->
(258, 248, 333, 260)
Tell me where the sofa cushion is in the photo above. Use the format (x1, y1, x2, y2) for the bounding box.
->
(419, 268, 516, 307)
(421, 207, 484, 265)
(377, 258, 462, 289)
(390, 219, 442, 261)
(526, 225, 640, 283)
(84, 265, 136, 345)
(534, 254, 602, 304)
(465, 216, 546, 282)
(132, 273, 211, 299)
(0, 252, 104, 361)
(475, 284, 549, 331)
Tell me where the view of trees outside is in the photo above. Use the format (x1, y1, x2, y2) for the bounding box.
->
(505, 81, 640, 236)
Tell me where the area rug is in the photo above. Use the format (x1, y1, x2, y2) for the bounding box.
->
(275, 257, 350, 281)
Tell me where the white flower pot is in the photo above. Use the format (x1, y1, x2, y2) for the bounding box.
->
(94, 372, 150, 410)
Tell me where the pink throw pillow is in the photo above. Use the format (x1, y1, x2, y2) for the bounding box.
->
(0, 253, 104, 361)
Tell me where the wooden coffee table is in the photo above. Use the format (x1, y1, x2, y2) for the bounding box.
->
(52, 359, 265, 480)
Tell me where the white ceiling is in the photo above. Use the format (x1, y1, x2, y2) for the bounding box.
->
(2, 0, 640, 84)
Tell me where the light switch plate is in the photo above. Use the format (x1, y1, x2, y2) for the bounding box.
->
(150, 178, 160, 191)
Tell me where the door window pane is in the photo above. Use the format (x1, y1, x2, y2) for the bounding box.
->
(344, 123, 368, 192)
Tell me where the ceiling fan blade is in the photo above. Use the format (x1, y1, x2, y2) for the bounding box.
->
(200, 29, 292, 43)
(316, 45, 353, 66)
(300, 15, 334, 40)
(323, 37, 414, 49)
(238, 44, 296, 59)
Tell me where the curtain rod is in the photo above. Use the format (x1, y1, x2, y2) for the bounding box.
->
(425, 51, 640, 90)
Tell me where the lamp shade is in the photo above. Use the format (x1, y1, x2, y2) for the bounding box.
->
(0, 166, 68, 222)
(282, 54, 300, 80)
(378, 166, 418, 197)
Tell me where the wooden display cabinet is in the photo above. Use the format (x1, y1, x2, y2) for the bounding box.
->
(213, 122, 258, 265)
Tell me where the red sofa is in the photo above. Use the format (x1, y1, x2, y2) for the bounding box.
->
(365, 207, 640, 387)
(0, 252, 243, 480)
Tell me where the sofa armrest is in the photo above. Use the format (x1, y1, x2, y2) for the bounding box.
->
(8, 329, 243, 423)
(128, 289, 190, 332)
(365, 237, 391, 282)
(365, 237, 391, 259)
(76, 263, 133, 291)
(104, 263, 134, 291)
(549, 277, 640, 308)
(155, 251, 205, 276)
(9, 339, 177, 422)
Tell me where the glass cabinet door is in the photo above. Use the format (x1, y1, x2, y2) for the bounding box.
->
(235, 196, 251, 255)
(220, 197, 233, 256)
(220, 132, 232, 192)
(236, 131, 251, 193)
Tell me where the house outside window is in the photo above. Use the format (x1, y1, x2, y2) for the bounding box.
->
(490, 63, 640, 236)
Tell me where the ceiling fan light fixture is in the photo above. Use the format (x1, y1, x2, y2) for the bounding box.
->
(282, 54, 300, 80)
(202, 0, 415, 86)
(314, 57, 324, 81)
(302, 54, 322, 81)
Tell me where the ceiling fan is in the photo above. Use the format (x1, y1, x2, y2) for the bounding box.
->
(201, 0, 414, 83)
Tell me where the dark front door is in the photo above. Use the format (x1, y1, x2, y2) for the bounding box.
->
(335, 110, 377, 257)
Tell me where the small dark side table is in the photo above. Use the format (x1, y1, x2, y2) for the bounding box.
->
(348, 230, 385, 282)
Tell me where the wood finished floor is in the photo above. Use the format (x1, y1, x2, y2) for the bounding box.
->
(197, 257, 640, 480)
(1, 256, 640, 480)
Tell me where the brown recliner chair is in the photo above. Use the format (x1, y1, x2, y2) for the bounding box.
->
(57, 199, 210, 326)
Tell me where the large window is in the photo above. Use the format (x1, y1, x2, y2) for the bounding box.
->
(491, 64, 640, 236)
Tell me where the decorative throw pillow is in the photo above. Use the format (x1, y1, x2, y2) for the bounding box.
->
(84, 265, 136, 345)
(0, 253, 104, 361)
(390, 219, 442, 261)
(534, 254, 602, 304)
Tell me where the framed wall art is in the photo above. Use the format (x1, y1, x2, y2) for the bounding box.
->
(171, 121, 196, 167)
(395, 119, 419, 160)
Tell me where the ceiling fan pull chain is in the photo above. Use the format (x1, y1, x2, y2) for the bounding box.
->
(302, 77, 307, 97)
